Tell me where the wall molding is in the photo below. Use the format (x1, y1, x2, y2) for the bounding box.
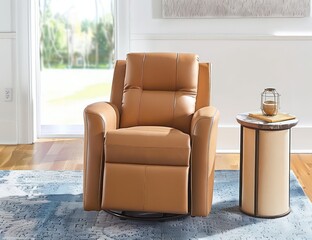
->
(131, 33, 312, 41)
(0, 32, 16, 39)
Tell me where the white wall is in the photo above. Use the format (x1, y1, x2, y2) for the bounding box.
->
(121, 0, 312, 152)
(0, 0, 16, 144)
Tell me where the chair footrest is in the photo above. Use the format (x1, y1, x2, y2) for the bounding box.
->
(102, 163, 189, 214)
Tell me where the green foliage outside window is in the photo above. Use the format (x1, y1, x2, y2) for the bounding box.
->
(40, 0, 114, 69)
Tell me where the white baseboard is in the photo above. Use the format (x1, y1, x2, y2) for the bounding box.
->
(217, 125, 312, 153)
(38, 125, 83, 138)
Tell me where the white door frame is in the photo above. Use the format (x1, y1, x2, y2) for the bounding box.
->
(15, 0, 36, 144)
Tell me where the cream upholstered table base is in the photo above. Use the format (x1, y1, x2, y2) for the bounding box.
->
(237, 113, 298, 218)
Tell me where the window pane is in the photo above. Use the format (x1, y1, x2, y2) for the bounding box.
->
(39, 0, 114, 136)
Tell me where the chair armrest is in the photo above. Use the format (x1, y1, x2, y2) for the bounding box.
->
(83, 101, 119, 210)
(190, 106, 220, 216)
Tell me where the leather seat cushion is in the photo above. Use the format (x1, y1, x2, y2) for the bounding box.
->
(105, 126, 190, 166)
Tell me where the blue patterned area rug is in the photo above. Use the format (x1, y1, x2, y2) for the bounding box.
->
(0, 170, 311, 240)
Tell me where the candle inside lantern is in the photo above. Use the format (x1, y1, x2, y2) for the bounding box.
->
(263, 100, 277, 116)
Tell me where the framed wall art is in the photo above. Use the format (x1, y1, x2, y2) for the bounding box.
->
(162, 0, 311, 18)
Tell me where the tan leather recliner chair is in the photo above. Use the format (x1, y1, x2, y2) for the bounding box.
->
(83, 53, 219, 219)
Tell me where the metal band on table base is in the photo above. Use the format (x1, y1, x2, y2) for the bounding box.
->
(254, 129, 259, 216)
(240, 208, 291, 219)
(239, 125, 243, 208)
(239, 126, 291, 219)
(104, 210, 188, 221)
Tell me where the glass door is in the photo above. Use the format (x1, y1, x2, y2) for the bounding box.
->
(38, 0, 115, 137)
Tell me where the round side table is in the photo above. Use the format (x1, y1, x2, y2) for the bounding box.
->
(236, 113, 298, 218)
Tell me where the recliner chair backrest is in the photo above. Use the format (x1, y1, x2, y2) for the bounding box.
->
(110, 53, 211, 134)
(121, 53, 199, 133)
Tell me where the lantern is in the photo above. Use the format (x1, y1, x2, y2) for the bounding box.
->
(261, 88, 280, 116)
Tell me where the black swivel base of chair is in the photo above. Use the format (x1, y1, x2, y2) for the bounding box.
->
(105, 210, 189, 221)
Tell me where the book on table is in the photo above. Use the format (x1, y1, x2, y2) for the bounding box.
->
(248, 112, 296, 123)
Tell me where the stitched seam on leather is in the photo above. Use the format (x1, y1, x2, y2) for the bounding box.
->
(98, 115, 106, 208)
(190, 138, 195, 213)
(172, 53, 179, 127)
(191, 108, 217, 215)
(105, 144, 189, 149)
(137, 54, 145, 126)
(106, 162, 188, 167)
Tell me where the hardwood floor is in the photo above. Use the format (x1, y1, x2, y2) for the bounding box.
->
(0, 139, 84, 171)
(291, 154, 312, 202)
(0, 138, 311, 202)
